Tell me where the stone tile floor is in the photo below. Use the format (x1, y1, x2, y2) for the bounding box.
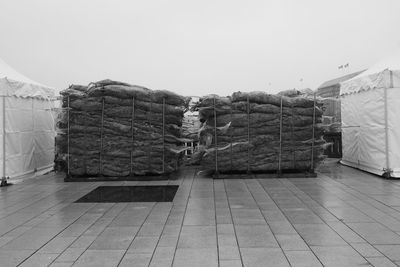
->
(1, 161, 400, 266)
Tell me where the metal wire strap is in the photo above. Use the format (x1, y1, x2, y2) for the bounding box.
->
(130, 96, 135, 175)
(311, 93, 316, 172)
(100, 97, 105, 176)
(247, 95, 250, 173)
(162, 98, 165, 173)
(67, 96, 70, 176)
(230, 102, 233, 172)
(83, 110, 87, 173)
(213, 97, 218, 174)
(148, 99, 152, 172)
(278, 96, 283, 173)
(291, 104, 295, 169)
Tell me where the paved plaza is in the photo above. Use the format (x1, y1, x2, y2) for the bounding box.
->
(1, 161, 400, 266)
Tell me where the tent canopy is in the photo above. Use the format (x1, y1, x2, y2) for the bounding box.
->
(1, 58, 57, 179)
(341, 50, 400, 95)
(0, 58, 55, 99)
(339, 49, 400, 178)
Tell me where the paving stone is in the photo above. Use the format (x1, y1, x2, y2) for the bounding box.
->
(177, 225, 217, 248)
(39, 236, 76, 253)
(137, 223, 165, 236)
(240, 247, 290, 267)
(70, 235, 97, 248)
(1, 226, 63, 250)
(327, 207, 375, 223)
(219, 245, 241, 260)
(128, 236, 159, 254)
(235, 224, 278, 248)
(158, 234, 179, 247)
(282, 208, 325, 224)
(118, 253, 152, 267)
(0, 250, 36, 266)
(284, 250, 323, 267)
(152, 246, 175, 261)
(73, 249, 125, 267)
(231, 209, 266, 225)
(267, 221, 297, 234)
(366, 257, 398, 267)
(49, 262, 73, 267)
(310, 245, 370, 266)
(346, 223, 400, 244)
(89, 226, 138, 250)
(19, 253, 59, 267)
(275, 234, 309, 251)
(183, 212, 216, 225)
(149, 246, 175, 267)
(217, 224, 235, 235)
(350, 242, 383, 257)
(55, 247, 85, 262)
(294, 223, 347, 246)
(173, 248, 218, 267)
(325, 221, 365, 243)
(218, 234, 238, 246)
(374, 245, 400, 261)
(219, 259, 242, 267)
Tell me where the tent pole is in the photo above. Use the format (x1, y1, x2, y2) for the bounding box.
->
(1, 96, 7, 186)
(383, 71, 391, 177)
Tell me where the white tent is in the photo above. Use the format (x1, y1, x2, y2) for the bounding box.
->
(0, 58, 57, 179)
(340, 50, 400, 178)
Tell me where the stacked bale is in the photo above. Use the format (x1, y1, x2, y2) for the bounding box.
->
(195, 91, 326, 173)
(55, 80, 187, 177)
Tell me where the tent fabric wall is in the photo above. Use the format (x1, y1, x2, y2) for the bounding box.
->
(3, 96, 56, 178)
(340, 89, 386, 176)
(387, 86, 400, 177)
(0, 96, 4, 177)
(1, 60, 57, 179)
(340, 68, 400, 178)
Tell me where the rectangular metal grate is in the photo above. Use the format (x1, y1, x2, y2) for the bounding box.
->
(75, 185, 179, 203)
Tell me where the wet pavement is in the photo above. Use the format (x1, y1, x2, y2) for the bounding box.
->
(1, 161, 400, 266)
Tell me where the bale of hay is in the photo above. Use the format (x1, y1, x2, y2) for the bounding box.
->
(55, 79, 188, 177)
(193, 91, 327, 173)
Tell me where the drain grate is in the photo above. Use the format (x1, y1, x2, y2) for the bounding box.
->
(75, 185, 179, 203)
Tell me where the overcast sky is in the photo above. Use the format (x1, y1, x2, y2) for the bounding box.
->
(1, 0, 400, 96)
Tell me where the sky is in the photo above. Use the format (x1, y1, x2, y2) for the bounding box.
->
(1, 0, 400, 96)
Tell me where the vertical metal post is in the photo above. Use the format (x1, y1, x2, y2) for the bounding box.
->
(130, 96, 135, 175)
(148, 100, 152, 172)
(2, 96, 6, 179)
(247, 95, 250, 173)
(230, 103, 233, 171)
(83, 110, 87, 173)
(310, 93, 316, 172)
(100, 97, 105, 176)
(32, 98, 36, 173)
(291, 105, 295, 168)
(162, 98, 165, 174)
(213, 97, 218, 175)
(278, 96, 283, 173)
(67, 96, 70, 176)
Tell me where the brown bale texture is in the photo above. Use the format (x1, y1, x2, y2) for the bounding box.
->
(192, 91, 326, 173)
(56, 80, 187, 177)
